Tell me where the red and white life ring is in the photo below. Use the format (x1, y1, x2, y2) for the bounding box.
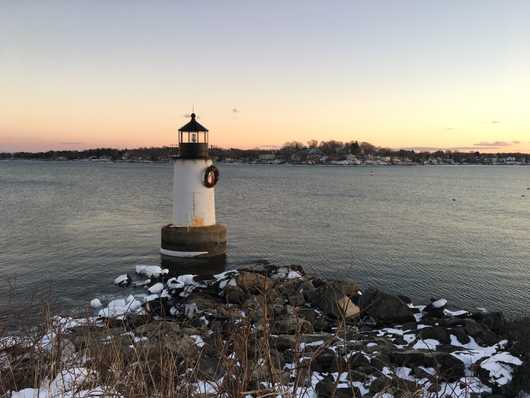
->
(203, 165, 219, 188)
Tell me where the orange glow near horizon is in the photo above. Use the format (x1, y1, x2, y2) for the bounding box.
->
(1, 2, 529, 153)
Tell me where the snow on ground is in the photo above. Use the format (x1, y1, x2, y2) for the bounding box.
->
(8, 367, 119, 398)
(135, 265, 168, 277)
(147, 282, 164, 294)
(97, 295, 143, 318)
(190, 335, 205, 348)
(90, 298, 102, 309)
(112, 274, 129, 286)
(444, 308, 469, 317)
(412, 338, 440, 350)
(480, 352, 523, 386)
(431, 298, 448, 308)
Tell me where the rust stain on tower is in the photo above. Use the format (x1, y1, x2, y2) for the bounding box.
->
(192, 216, 205, 226)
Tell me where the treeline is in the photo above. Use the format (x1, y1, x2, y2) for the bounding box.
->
(276, 140, 530, 163)
(1, 141, 529, 163)
(1, 147, 177, 161)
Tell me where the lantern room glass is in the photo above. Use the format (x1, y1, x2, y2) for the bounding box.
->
(179, 131, 209, 145)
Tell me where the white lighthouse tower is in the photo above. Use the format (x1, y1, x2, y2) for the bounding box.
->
(160, 113, 227, 259)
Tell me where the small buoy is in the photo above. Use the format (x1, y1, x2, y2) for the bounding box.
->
(452, 198, 456, 202)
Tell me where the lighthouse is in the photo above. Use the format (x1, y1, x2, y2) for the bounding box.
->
(160, 113, 227, 260)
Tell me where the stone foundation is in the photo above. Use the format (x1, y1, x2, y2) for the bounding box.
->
(160, 223, 227, 258)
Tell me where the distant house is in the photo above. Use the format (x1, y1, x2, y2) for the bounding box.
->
(290, 152, 304, 162)
(258, 153, 276, 161)
(306, 153, 322, 164)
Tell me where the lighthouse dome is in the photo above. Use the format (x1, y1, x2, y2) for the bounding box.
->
(178, 113, 209, 133)
(178, 113, 209, 159)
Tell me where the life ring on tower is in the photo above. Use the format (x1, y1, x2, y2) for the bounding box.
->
(203, 165, 219, 188)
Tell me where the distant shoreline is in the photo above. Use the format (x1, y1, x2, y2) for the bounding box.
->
(2, 158, 530, 167)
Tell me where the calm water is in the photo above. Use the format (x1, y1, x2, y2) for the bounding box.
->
(1, 160, 529, 321)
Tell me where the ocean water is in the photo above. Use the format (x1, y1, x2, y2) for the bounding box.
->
(0, 160, 529, 321)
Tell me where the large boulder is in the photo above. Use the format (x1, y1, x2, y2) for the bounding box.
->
(418, 326, 450, 345)
(348, 351, 371, 369)
(315, 375, 359, 397)
(272, 317, 313, 334)
(308, 285, 360, 319)
(463, 319, 498, 346)
(330, 279, 361, 298)
(223, 285, 247, 305)
(311, 348, 346, 372)
(472, 311, 506, 334)
(389, 350, 465, 381)
(360, 288, 415, 324)
(237, 271, 273, 293)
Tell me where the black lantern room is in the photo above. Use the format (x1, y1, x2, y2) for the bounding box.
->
(178, 113, 209, 159)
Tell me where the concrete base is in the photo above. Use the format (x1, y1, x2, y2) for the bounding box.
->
(161, 255, 226, 276)
(160, 223, 227, 259)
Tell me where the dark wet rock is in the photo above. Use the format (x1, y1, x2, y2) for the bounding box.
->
(197, 352, 224, 379)
(390, 350, 430, 366)
(452, 326, 471, 345)
(134, 320, 181, 337)
(188, 292, 222, 313)
(277, 279, 306, 306)
(241, 295, 268, 322)
(504, 317, 530, 394)
(166, 335, 200, 358)
(463, 319, 498, 346)
(296, 307, 332, 332)
(394, 378, 422, 395)
(413, 366, 435, 379)
(402, 321, 417, 331)
(311, 349, 346, 372)
(297, 307, 319, 322)
(315, 375, 359, 398)
(300, 334, 336, 346)
(398, 294, 412, 304)
(272, 317, 313, 335)
(423, 308, 444, 320)
(308, 285, 360, 319)
(472, 311, 506, 335)
(418, 326, 450, 345)
(287, 291, 306, 306)
(223, 285, 247, 305)
(144, 297, 171, 316)
(300, 280, 317, 302)
(389, 350, 465, 381)
(271, 334, 296, 350)
(434, 353, 466, 381)
(360, 288, 415, 324)
(348, 352, 370, 369)
(369, 375, 392, 394)
(370, 355, 388, 371)
(439, 317, 466, 328)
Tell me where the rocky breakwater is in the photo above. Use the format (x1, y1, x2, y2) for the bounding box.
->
(2, 264, 527, 398)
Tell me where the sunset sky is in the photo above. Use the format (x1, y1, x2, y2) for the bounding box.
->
(1, 1, 529, 153)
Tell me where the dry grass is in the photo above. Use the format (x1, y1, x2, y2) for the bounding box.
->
(0, 283, 503, 398)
